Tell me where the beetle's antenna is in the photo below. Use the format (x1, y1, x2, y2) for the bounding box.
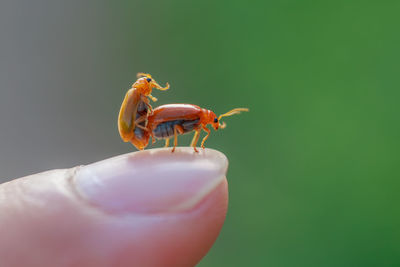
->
(137, 73, 152, 78)
(153, 80, 170, 91)
(218, 108, 249, 121)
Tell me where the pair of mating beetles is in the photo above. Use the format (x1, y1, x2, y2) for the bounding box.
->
(118, 73, 248, 152)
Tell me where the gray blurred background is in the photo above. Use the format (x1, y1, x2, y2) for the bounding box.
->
(1, 0, 400, 266)
(0, 0, 185, 179)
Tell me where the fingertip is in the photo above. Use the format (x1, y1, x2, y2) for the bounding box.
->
(74, 147, 228, 214)
(0, 148, 230, 267)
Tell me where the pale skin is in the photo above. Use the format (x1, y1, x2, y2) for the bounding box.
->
(0, 148, 229, 267)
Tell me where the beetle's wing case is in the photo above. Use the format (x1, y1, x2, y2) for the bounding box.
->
(150, 104, 202, 124)
(118, 88, 141, 142)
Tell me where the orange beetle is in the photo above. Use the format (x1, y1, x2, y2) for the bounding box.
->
(118, 73, 169, 150)
(146, 104, 249, 152)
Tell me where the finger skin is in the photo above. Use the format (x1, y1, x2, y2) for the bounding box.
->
(0, 148, 228, 267)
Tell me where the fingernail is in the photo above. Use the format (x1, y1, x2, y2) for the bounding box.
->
(73, 148, 228, 214)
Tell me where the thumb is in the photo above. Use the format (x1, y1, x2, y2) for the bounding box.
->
(0, 148, 228, 267)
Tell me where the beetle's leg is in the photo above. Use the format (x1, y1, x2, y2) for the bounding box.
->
(164, 138, 170, 148)
(140, 95, 153, 111)
(140, 96, 153, 113)
(148, 95, 157, 102)
(190, 130, 199, 147)
(190, 129, 201, 153)
(172, 125, 184, 152)
(190, 129, 201, 152)
(135, 124, 148, 131)
(172, 127, 178, 152)
(134, 115, 149, 131)
(134, 115, 146, 124)
(200, 126, 211, 149)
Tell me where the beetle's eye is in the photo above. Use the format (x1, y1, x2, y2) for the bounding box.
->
(146, 78, 152, 82)
(214, 118, 218, 123)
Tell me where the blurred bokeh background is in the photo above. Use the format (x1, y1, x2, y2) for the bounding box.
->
(1, 0, 399, 266)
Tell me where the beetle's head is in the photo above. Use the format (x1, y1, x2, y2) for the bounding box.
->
(205, 110, 228, 130)
(133, 73, 169, 95)
(207, 111, 220, 130)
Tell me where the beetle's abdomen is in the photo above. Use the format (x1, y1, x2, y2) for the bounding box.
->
(131, 100, 150, 149)
(153, 119, 200, 139)
(134, 101, 148, 137)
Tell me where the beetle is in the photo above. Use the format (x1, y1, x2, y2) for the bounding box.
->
(118, 73, 169, 150)
(146, 104, 249, 152)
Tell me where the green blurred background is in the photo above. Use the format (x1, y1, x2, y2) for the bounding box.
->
(1, 0, 399, 266)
